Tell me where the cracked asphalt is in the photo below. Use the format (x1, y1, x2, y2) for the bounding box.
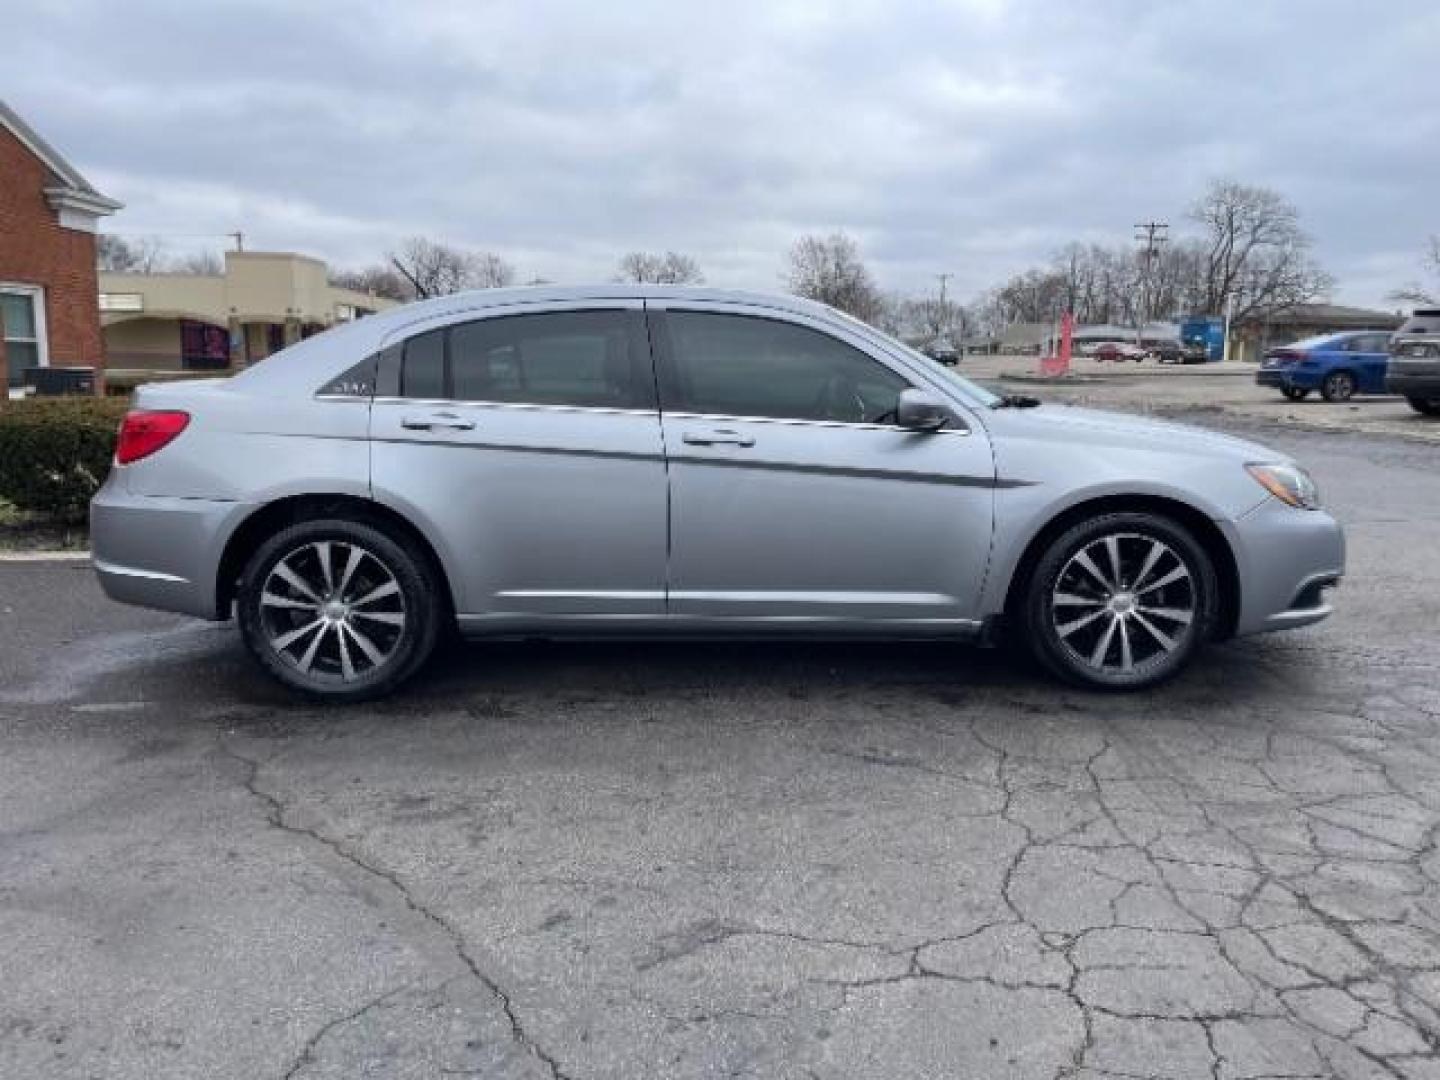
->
(2, 416, 1439, 1079)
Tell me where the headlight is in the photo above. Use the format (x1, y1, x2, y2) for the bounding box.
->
(1247, 463, 1322, 510)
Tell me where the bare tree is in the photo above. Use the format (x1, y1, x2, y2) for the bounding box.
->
(172, 250, 223, 275)
(472, 251, 518, 289)
(388, 237, 516, 299)
(784, 232, 885, 324)
(614, 251, 704, 285)
(97, 234, 166, 273)
(1388, 235, 1440, 306)
(330, 264, 415, 301)
(1190, 179, 1331, 320)
(870, 292, 907, 337)
(978, 186, 1331, 335)
(895, 295, 967, 341)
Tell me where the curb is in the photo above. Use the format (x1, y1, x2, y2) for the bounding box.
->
(0, 550, 91, 562)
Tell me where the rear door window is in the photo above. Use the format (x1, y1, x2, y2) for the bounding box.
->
(449, 310, 650, 408)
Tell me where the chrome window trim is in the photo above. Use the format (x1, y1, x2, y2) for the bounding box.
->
(369, 398, 964, 433)
(376, 298, 646, 351)
(661, 409, 971, 435)
(372, 395, 661, 418)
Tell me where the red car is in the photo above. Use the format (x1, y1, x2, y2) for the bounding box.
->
(1092, 342, 1146, 363)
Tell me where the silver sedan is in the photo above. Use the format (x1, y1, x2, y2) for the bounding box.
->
(91, 287, 1344, 699)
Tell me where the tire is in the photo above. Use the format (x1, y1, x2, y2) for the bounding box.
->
(1407, 396, 1440, 417)
(1282, 387, 1310, 402)
(1320, 371, 1356, 402)
(236, 518, 442, 701)
(1018, 512, 1219, 691)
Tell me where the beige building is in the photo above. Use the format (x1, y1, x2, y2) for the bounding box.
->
(100, 250, 397, 375)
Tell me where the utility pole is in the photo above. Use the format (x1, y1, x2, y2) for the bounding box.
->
(933, 272, 954, 343)
(1222, 290, 1235, 363)
(1133, 221, 1168, 346)
(228, 231, 245, 253)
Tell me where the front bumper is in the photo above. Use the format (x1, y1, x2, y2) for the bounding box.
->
(1255, 367, 1317, 390)
(90, 473, 252, 620)
(1230, 497, 1345, 636)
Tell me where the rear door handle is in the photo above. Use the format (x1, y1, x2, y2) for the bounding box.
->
(681, 428, 755, 447)
(401, 412, 476, 431)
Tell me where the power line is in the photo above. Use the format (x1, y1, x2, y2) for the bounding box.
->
(1133, 221, 1169, 250)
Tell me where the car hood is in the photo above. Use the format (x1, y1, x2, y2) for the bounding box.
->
(981, 404, 1285, 464)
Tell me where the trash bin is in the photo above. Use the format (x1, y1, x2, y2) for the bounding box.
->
(24, 366, 96, 396)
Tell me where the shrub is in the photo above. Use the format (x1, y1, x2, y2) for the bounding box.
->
(0, 397, 131, 522)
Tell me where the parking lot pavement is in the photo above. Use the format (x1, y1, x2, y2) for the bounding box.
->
(1, 419, 1439, 1080)
(963, 353, 1440, 445)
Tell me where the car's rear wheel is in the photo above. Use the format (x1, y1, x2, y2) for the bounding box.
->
(1019, 512, 1219, 691)
(1407, 396, 1440, 417)
(1321, 371, 1356, 402)
(1282, 386, 1310, 402)
(237, 518, 441, 700)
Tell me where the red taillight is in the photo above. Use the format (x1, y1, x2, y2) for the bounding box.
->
(115, 410, 190, 465)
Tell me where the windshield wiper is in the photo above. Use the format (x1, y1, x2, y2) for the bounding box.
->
(991, 394, 1041, 409)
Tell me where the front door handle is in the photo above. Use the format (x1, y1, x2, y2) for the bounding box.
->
(681, 428, 755, 447)
(401, 412, 476, 431)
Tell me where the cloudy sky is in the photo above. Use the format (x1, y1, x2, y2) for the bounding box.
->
(10, 0, 1437, 307)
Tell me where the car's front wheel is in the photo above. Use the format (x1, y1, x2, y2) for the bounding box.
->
(1282, 386, 1310, 402)
(237, 518, 442, 700)
(1321, 371, 1356, 402)
(1407, 396, 1440, 417)
(1019, 512, 1219, 691)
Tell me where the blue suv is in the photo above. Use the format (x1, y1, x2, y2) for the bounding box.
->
(1256, 330, 1394, 402)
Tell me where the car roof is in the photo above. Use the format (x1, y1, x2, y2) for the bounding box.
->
(1278, 331, 1386, 350)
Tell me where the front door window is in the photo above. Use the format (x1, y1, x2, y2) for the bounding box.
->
(661, 310, 909, 423)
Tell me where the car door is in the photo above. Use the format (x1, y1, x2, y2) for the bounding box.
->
(369, 302, 668, 622)
(1354, 332, 1392, 392)
(649, 302, 996, 626)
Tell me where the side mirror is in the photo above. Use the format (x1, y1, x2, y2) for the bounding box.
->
(895, 388, 951, 432)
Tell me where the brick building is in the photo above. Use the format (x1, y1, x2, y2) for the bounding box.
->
(1, 100, 120, 393)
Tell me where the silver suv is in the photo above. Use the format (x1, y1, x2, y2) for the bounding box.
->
(91, 287, 1344, 699)
(1386, 308, 1440, 416)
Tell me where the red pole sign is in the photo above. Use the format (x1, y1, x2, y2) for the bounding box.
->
(1040, 311, 1074, 377)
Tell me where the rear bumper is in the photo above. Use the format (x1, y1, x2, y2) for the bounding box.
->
(90, 474, 252, 620)
(1386, 371, 1440, 398)
(1230, 498, 1345, 636)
